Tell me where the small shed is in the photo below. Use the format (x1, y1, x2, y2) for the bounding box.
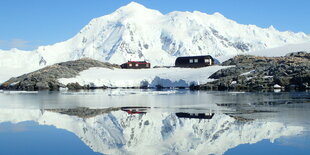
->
(175, 55, 214, 68)
(121, 61, 151, 69)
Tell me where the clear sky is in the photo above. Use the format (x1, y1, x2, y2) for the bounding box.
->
(1, 0, 309, 50)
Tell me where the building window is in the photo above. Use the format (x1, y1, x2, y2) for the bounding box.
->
(205, 59, 212, 65)
(129, 64, 132, 67)
(146, 64, 149, 67)
(189, 59, 193, 63)
(136, 64, 139, 67)
(194, 59, 198, 63)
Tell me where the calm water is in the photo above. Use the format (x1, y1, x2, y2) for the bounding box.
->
(0, 89, 309, 155)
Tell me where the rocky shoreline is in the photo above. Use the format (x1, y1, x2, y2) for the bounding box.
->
(0, 58, 119, 91)
(193, 51, 310, 91)
(0, 52, 309, 91)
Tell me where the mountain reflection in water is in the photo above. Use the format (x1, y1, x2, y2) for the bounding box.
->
(0, 90, 309, 155)
(0, 107, 308, 155)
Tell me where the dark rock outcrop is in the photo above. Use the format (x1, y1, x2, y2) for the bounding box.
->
(194, 51, 310, 91)
(0, 58, 120, 91)
(47, 107, 120, 118)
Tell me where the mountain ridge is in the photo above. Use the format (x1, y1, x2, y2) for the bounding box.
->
(0, 2, 310, 83)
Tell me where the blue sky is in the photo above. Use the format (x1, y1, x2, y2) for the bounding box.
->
(0, 0, 309, 50)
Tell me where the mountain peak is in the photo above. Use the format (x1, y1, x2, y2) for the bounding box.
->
(212, 12, 225, 17)
(113, 2, 162, 20)
(117, 2, 149, 12)
(1, 2, 310, 80)
(126, 2, 145, 8)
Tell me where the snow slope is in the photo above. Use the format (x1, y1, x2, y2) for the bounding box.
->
(0, 108, 304, 155)
(58, 65, 230, 88)
(1, 2, 310, 83)
(0, 48, 43, 82)
(249, 42, 310, 57)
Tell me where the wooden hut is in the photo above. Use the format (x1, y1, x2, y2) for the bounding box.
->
(121, 61, 151, 69)
(175, 55, 214, 68)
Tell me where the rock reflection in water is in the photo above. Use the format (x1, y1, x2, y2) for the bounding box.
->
(0, 107, 304, 155)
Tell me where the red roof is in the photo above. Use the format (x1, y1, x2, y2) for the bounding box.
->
(126, 61, 150, 64)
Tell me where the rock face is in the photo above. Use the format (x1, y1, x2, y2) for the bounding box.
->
(194, 52, 310, 91)
(0, 58, 120, 91)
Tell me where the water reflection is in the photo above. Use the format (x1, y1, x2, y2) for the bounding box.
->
(0, 90, 310, 154)
(121, 107, 149, 115)
(176, 112, 215, 119)
(0, 106, 309, 155)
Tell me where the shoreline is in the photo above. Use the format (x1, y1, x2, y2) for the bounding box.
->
(1, 52, 309, 92)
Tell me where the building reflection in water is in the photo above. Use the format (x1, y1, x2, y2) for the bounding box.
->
(0, 106, 305, 155)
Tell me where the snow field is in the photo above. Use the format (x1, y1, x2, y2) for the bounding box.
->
(59, 65, 231, 88)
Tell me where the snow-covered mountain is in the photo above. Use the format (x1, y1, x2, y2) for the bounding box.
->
(0, 108, 304, 155)
(1, 2, 310, 82)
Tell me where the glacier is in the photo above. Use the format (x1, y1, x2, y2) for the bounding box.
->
(1, 2, 310, 83)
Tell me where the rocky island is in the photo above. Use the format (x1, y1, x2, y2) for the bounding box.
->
(0, 52, 309, 91)
(194, 51, 310, 91)
(0, 58, 119, 90)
